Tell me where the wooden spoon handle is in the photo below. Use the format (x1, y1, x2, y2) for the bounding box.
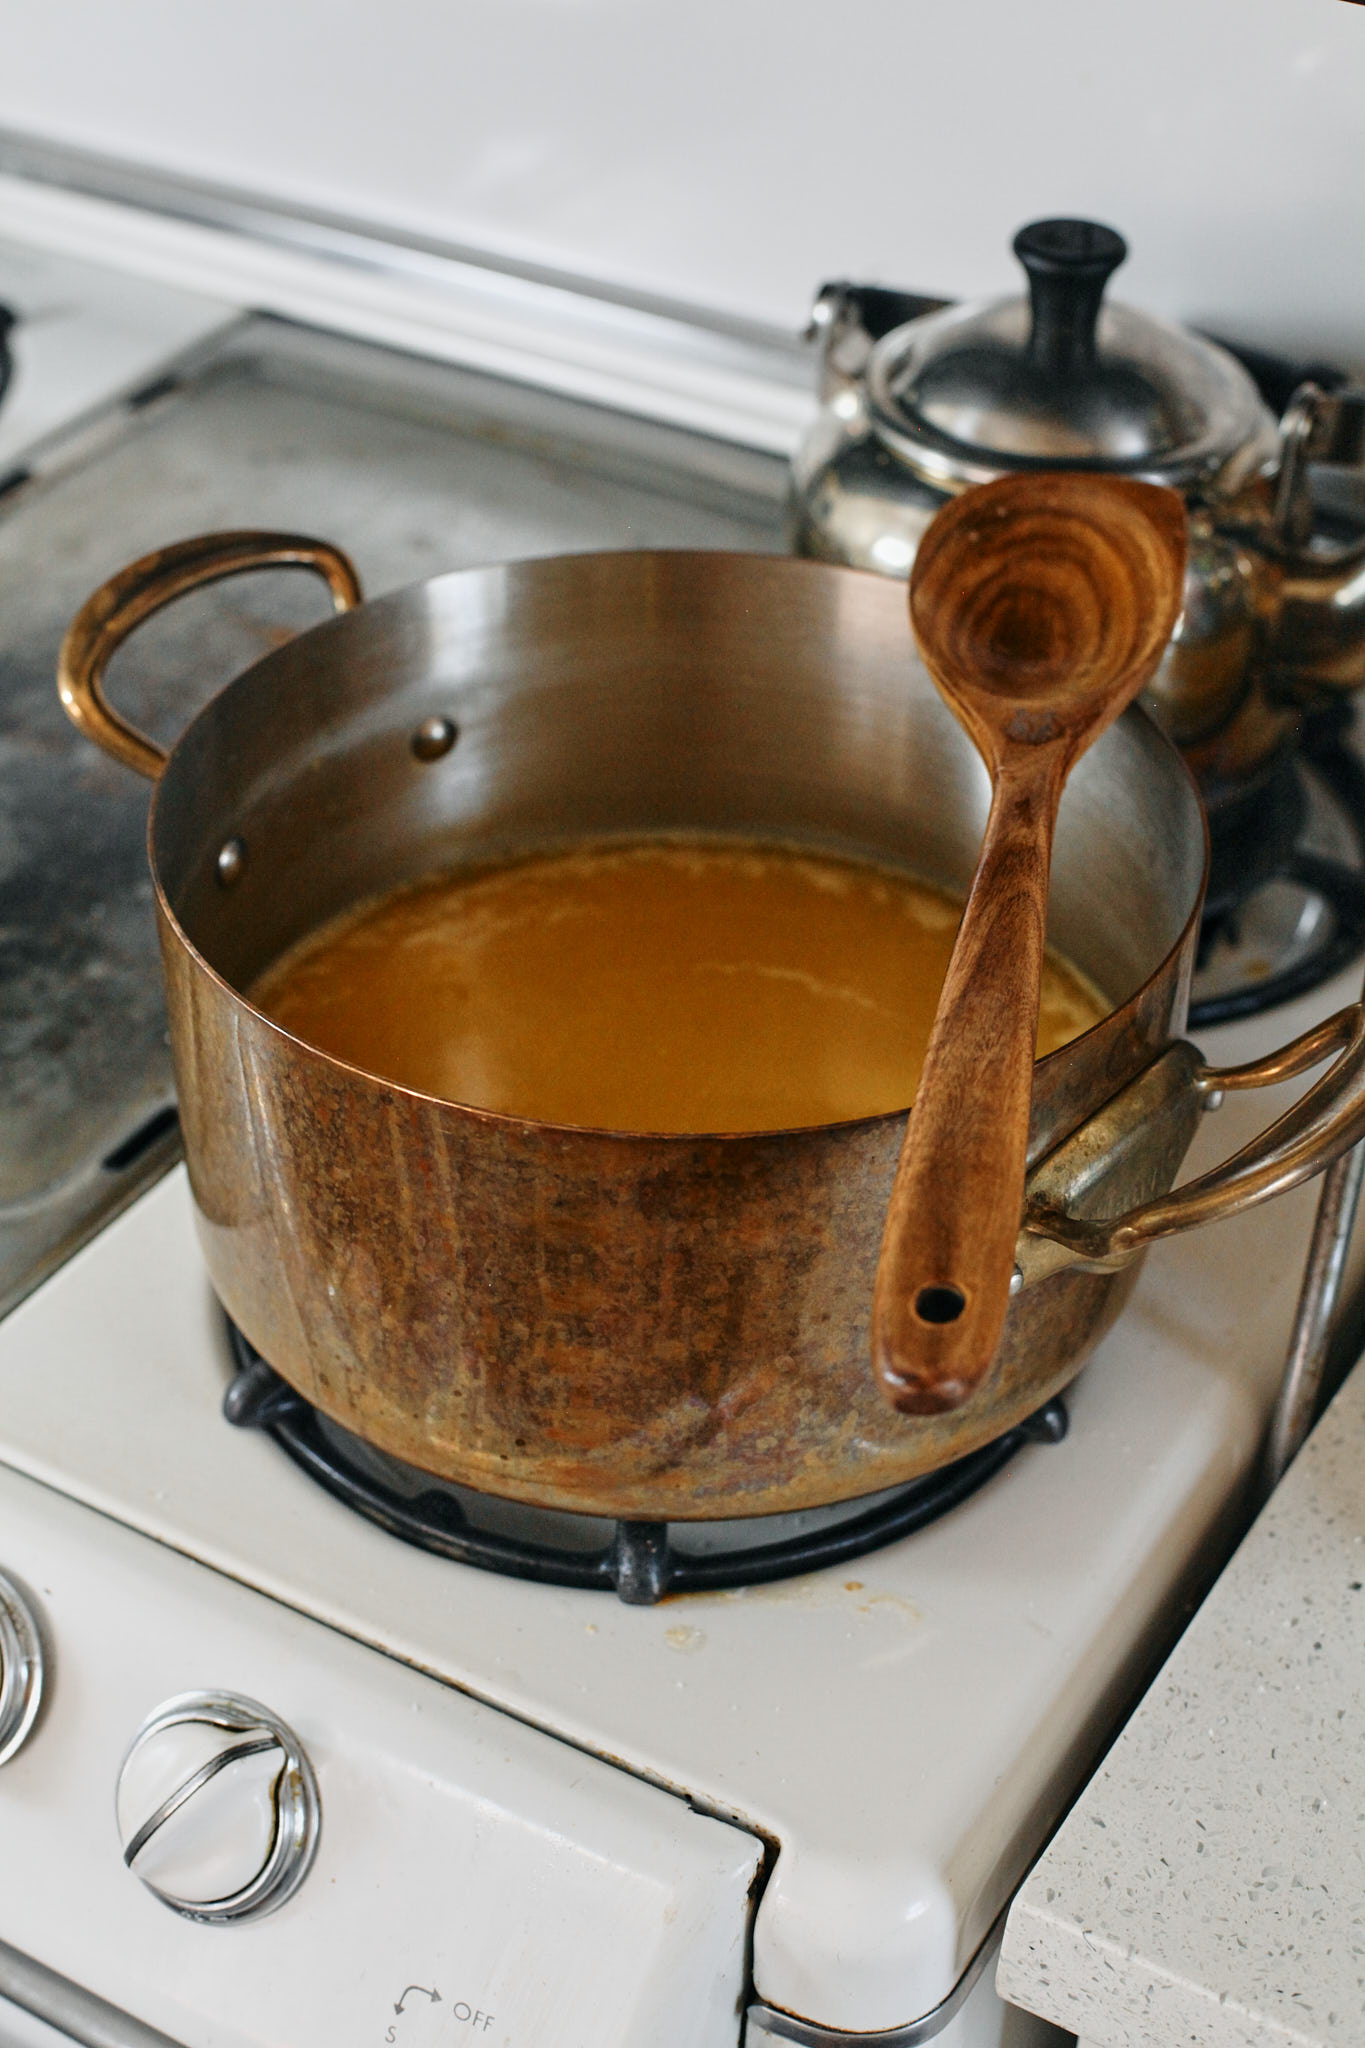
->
(872, 749, 1065, 1414)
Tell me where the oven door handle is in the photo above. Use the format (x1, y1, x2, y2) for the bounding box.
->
(57, 530, 362, 780)
(1017, 1003, 1365, 1283)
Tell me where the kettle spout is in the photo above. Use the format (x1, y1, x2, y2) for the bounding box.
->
(1274, 546, 1365, 695)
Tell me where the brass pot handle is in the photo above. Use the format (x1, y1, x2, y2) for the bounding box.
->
(57, 531, 363, 781)
(1022, 1002, 1365, 1278)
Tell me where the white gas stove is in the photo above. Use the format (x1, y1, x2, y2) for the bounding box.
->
(0, 232, 1359, 2048)
(0, 1012, 1354, 2048)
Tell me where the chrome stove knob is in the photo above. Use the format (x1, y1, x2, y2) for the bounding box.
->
(116, 1691, 320, 1922)
(0, 1570, 44, 1766)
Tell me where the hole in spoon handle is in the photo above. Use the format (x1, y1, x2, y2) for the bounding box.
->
(914, 1285, 968, 1325)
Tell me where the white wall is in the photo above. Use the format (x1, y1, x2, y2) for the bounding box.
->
(0, 0, 1362, 356)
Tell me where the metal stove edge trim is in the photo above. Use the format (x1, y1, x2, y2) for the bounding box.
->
(0, 123, 806, 361)
(0, 130, 814, 455)
(746, 1903, 1006, 2045)
(0, 1937, 188, 2048)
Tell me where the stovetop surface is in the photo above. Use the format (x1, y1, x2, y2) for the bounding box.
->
(0, 956, 1355, 2031)
(0, 308, 786, 1320)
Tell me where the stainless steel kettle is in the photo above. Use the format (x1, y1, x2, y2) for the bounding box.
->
(790, 219, 1365, 803)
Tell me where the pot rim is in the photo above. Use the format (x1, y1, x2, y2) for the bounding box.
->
(146, 550, 1212, 1149)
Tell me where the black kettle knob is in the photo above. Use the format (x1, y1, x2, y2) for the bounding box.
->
(1013, 219, 1127, 377)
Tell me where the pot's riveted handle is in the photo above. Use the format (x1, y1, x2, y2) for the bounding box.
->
(57, 531, 363, 780)
(1019, 1003, 1365, 1283)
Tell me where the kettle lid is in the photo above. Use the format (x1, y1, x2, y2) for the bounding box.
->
(867, 218, 1270, 484)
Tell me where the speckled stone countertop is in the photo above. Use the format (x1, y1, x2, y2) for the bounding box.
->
(999, 1350, 1365, 2048)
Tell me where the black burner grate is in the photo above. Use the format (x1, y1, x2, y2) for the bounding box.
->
(1191, 705, 1365, 1028)
(222, 1323, 1068, 1606)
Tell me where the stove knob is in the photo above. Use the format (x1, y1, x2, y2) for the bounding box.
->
(116, 1691, 320, 1922)
(0, 1570, 44, 1766)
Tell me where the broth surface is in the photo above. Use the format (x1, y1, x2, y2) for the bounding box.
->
(252, 840, 1108, 1132)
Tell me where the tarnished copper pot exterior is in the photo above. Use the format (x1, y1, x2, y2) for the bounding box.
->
(56, 540, 1365, 1518)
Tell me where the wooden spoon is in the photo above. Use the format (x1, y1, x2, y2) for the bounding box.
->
(873, 472, 1188, 1415)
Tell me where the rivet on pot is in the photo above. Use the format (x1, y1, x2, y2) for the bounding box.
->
(216, 837, 247, 887)
(412, 715, 458, 762)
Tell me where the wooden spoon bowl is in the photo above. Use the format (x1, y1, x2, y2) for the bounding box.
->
(873, 473, 1188, 1415)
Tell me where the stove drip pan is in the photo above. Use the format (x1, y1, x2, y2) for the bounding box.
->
(222, 1322, 1067, 1605)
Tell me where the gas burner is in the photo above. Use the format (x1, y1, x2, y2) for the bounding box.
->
(1190, 704, 1365, 1028)
(222, 1322, 1068, 1606)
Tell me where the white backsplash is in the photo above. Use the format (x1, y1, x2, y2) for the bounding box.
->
(0, 0, 1359, 361)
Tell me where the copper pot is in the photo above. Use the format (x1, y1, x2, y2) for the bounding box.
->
(57, 538, 1365, 1518)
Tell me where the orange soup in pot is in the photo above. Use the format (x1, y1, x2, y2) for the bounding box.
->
(252, 839, 1107, 1134)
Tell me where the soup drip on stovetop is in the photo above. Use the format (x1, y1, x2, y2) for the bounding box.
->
(251, 839, 1108, 1132)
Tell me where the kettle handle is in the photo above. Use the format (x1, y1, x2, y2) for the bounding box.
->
(1020, 1003, 1365, 1279)
(57, 531, 363, 780)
